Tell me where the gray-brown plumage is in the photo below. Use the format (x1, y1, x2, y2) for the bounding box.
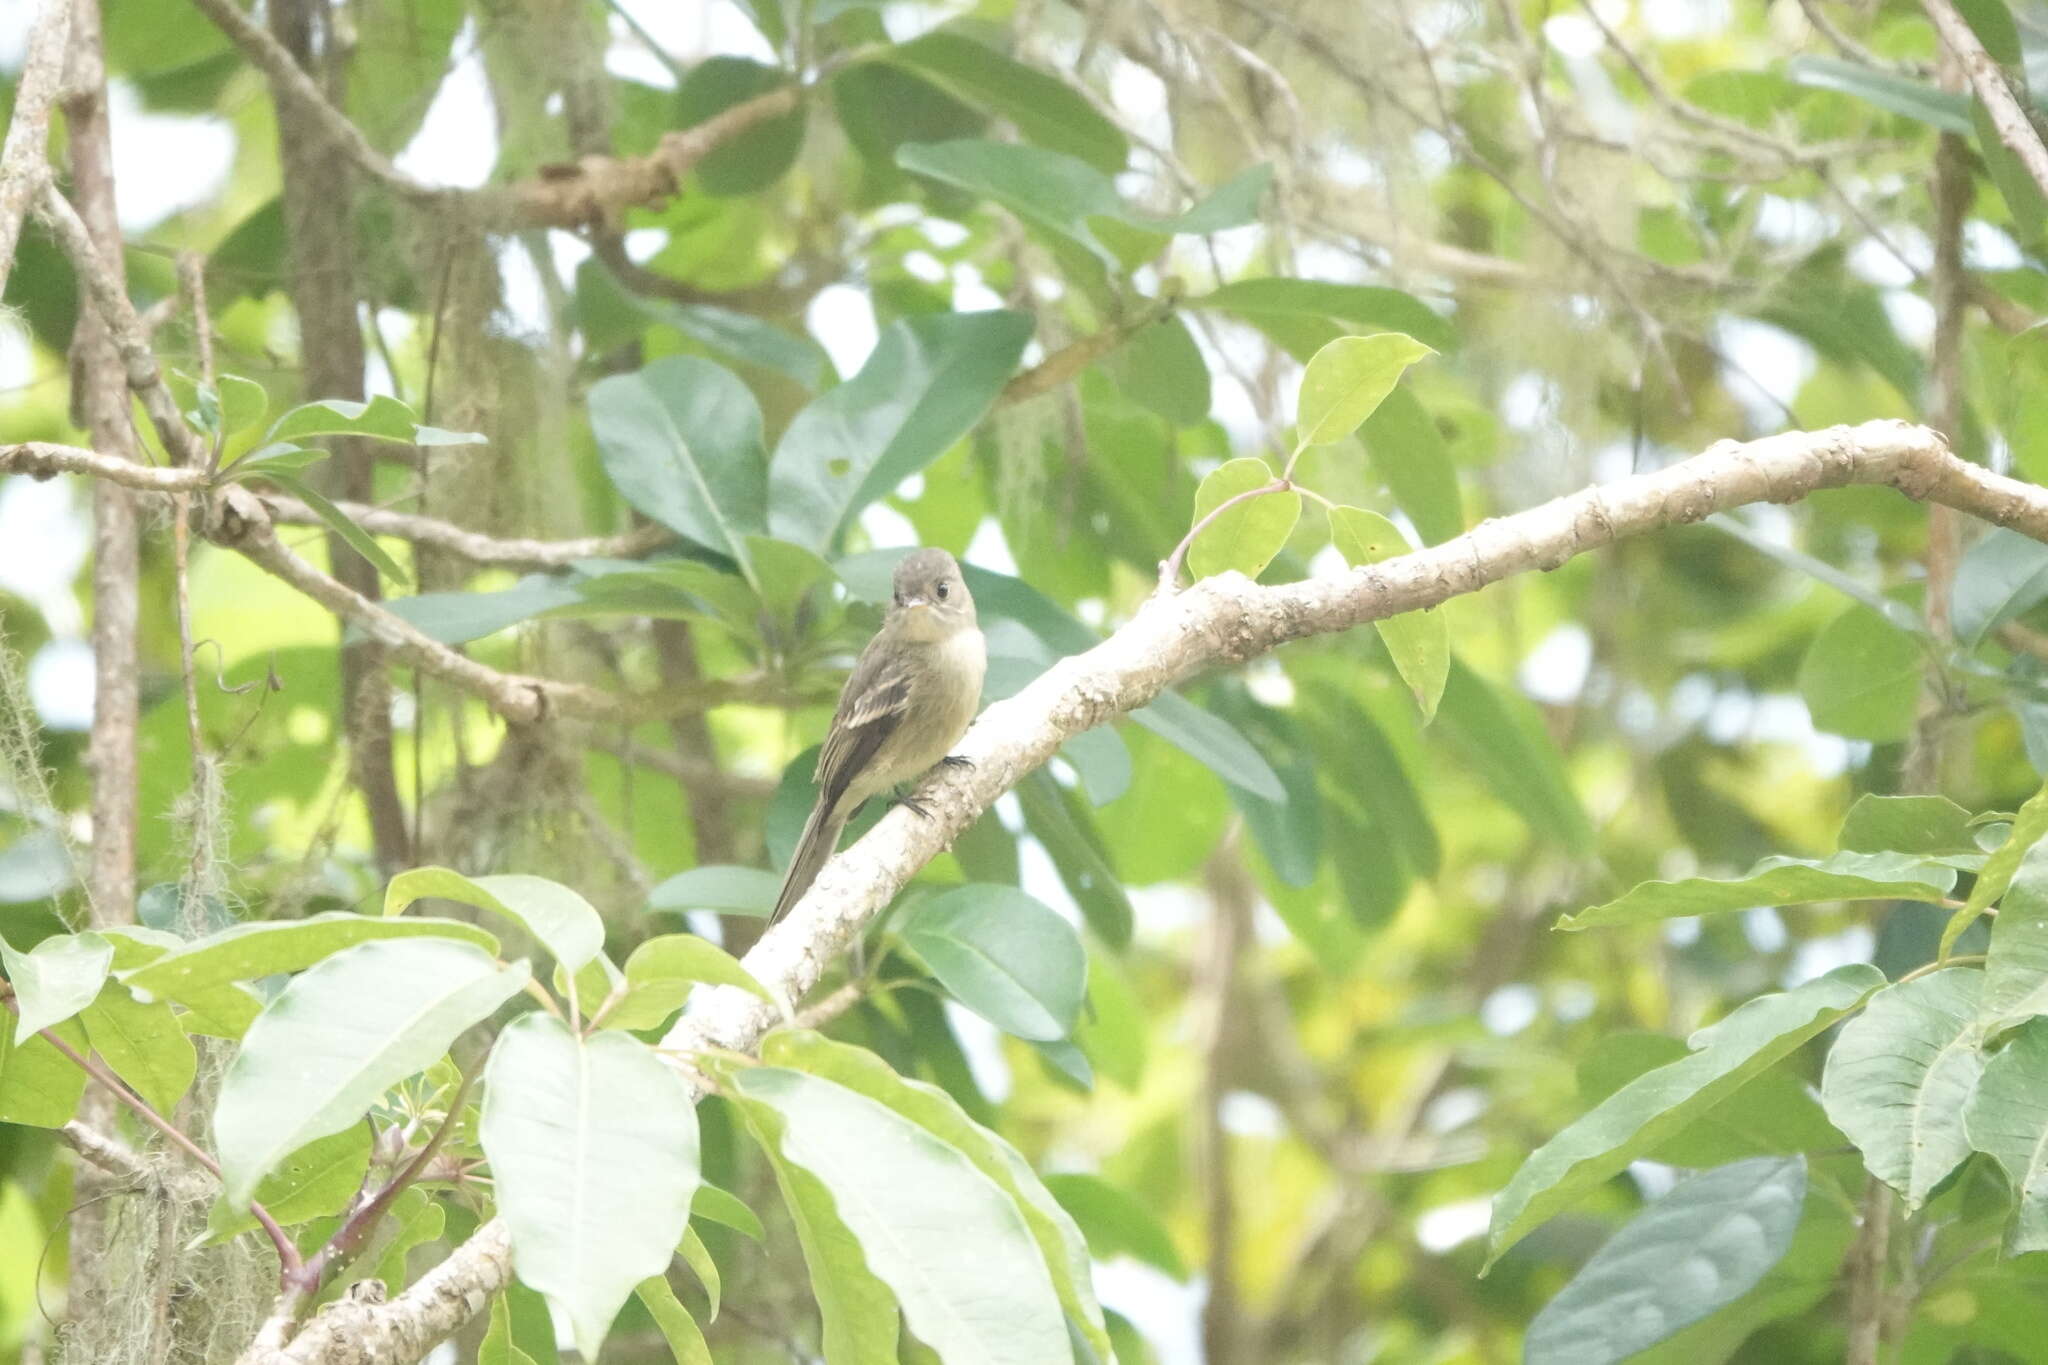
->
(769, 548, 986, 924)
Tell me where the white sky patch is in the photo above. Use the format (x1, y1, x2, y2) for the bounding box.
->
(107, 81, 235, 233)
(1743, 906, 1788, 954)
(1519, 623, 1592, 706)
(1752, 193, 1836, 251)
(1629, 1160, 1679, 1200)
(0, 478, 89, 634)
(1966, 221, 2025, 271)
(902, 250, 946, 284)
(1846, 235, 1918, 289)
(856, 499, 918, 551)
(1785, 925, 1876, 986)
(29, 639, 95, 730)
(964, 517, 1019, 576)
(394, 32, 497, 189)
(1320, 141, 1382, 192)
(1415, 1197, 1491, 1253)
(1713, 316, 1815, 427)
(1219, 1090, 1285, 1139)
(495, 239, 548, 340)
(943, 1000, 1012, 1102)
(1645, 0, 1728, 38)
(1883, 288, 1936, 351)
(1423, 1086, 1488, 1135)
(1095, 1260, 1203, 1365)
(1480, 983, 1541, 1036)
(808, 284, 878, 377)
(1108, 56, 1171, 147)
(1500, 371, 1557, 430)
(951, 263, 1005, 313)
(0, 315, 32, 392)
(1410, 127, 1454, 178)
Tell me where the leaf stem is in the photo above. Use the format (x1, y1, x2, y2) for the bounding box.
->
(1158, 478, 1290, 592)
(1897, 953, 1985, 984)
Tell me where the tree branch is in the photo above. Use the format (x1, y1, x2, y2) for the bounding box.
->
(0, 0, 70, 297)
(1924, 0, 2048, 200)
(260, 493, 673, 569)
(0, 441, 210, 490)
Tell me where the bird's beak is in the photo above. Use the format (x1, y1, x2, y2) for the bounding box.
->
(901, 596, 931, 611)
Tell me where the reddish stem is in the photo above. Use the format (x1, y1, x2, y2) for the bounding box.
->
(1159, 479, 1291, 590)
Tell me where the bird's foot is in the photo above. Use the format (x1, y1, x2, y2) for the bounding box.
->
(940, 754, 974, 770)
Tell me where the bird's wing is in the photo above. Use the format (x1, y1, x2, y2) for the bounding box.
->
(812, 635, 914, 812)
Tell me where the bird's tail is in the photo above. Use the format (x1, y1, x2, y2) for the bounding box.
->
(770, 800, 846, 925)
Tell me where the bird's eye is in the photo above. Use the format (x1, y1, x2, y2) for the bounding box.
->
(935, 580, 950, 600)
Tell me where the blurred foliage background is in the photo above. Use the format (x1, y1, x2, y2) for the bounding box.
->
(7, 0, 2048, 1360)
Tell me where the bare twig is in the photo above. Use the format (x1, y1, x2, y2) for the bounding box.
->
(260, 493, 673, 569)
(0, 0, 71, 297)
(0, 441, 210, 490)
(1924, 0, 2048, 200)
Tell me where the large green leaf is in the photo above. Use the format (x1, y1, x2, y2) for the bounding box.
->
(81, 980, 196, 1114)
(214, 938, 529, 1208)
(883, 32, 1126, 173)
(385, 867, 604, 976)
(1941, 780, 2048, 958)
(1963, 1017, 2048, 1251)
(1327, 506, 1448, 721)
(204, 1125, 373, 1242)
(1, 931, 112, 1041)
(896, 139, 1269, 268)
(1796, 604, 1923, 743)
(764, 1031, 1112, 1359)
(646, 865, 781, 918)
(1525, 1156, 1805, 1365)
(731, 1090, 901, 1363)
(899, 884, 1086, 1041)
(1294, 333, 1434, 449)
(1838, 794, 1979, 855)
(1486, 963, 1884, 1267)
(1559, 851, 1957, 931)
(481, 1014, 701, 1360)
(122, 912, 498, 1000)
(1821, 968, 1986, 1209)
(734, 1067, 1068, 1364)
(1954, 529, 2048, 648)
(1983, 841, 2048, 1026)
(1186, 457, 1296, 581)
(769, 310, 1032, 551)
(0, 1018, 86, 1128)
(587, 355, 768, 575)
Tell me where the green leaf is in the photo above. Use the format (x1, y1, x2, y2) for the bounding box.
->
(640, 298, 830, 390)
(1043, 1172, 1187, 1280)
(1327, 505, 1448, 721)
(731, 1086, 900, 1363)
(1195, 277, 1457, 355)
(385, 867, 605, 975)
(1360, 385, 1462, 545)
(1558, 851, 1958, 931)
(204, 1125, 372, 1242)
(122, 911, 499, 1000)
(1073, 945, 1146, 1091)
(883, 32, 1126, 173)
(1295, 333, 1435, 448)
(1974, 99, 2048, 248)
(481, 1014, 701, 1361)
(1821, 968, 1985, 1208)
(265, 472, 412, 587)
(769, 310, 1033, 551)
(1132, 692, 1285, 802)
(1, 932, 112, 1041)
(1962, 1017, 2048, 1251)
(1016, 772, 1134, 949)
(1839, 794, 1980, 855)
(379, 574, 589, 645)
(675, 57, 804, 195)
(899, 884, 1086, 1041)
(1104, 314, 1210, 426)
(0, 1018, 86, 1127)
(678, 1225, 720, 1319)
(587, 355, 768, 575)
(734, 1066, 1069, 1365)
(1951, 529, 2048, 648)
(1941, 781, 2048, 958)
(81, 980, 196, 1114)
(1785, 56, 1972, 132)
(264, 393, 423, 445)
(220, 443, 331, 480)
(692, 1184, 764, 1242)
(217, 373, 268, 435)
(1980, 840, 2048, 1026)
(1438, 659, 1596, 856)
(635, 1274, 712, 1364)
(326, 1183, 444, 1298)
(1186, 456, 1296, 581)
(646, 865, 780, 918)
(1486, 963, 1884, 1268)
(603, 933, 774, 1031)
(764, 1031, 1112, 1359)
(481, 1292, 541, 1365)
(214, 938, 529, 1208)
(896, 139, 1268, 268)
(1524, 1157, 1806, 1365)
(1796, 603, 1923, 743)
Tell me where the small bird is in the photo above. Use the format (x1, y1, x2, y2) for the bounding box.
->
(769, 548, 986, 924)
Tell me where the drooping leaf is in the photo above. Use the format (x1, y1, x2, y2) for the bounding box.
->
(734, 1067, 1068, 1365)
(693, 1184, 764, 1241)
(1821, 968, 1985, 1209)
(1327, 505, 1448, 721)
(1559, 851, 1957, 931)
(587, 355, 768, 575)
(263, 472, 413, 587)
(1962, 1017, 2048, 1251)
(769, 310, 1033, 551)
(1524, 1157, 1806, 1365)
(481, 1014, 701, 1360)
(899, 884, 1086, 1041)
(1486, 963, 1884, 1267)
(214, 938, 529, 1208)
(1016, 772, 1134, 949)
(1186, 457, 1296, 581)
(635, 1274, 713, 1365)
(1295, 333, 1435, 448)
(122, 912, 499, 1000)
(1, 932, 112, 1042)
(385, 867, 605, 975)
(678, 1225, 720, 1319)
